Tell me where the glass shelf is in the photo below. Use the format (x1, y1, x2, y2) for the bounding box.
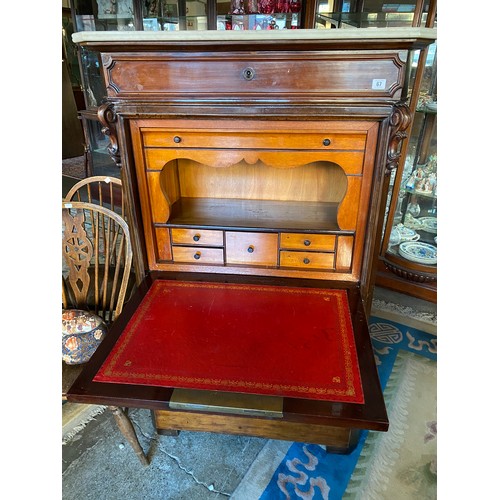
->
(316, 11, 429, 28)
(216, 12, 300, 29)
(142, 16, 209, 30)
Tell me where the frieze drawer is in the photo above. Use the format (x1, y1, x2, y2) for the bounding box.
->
(101, 52, 404, 100)
(142, 130, 367, 151)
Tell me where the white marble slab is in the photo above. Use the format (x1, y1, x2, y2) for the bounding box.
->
(72, 27, 437, 44)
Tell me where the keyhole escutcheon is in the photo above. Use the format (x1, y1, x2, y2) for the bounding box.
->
(242, 67, 256, 81)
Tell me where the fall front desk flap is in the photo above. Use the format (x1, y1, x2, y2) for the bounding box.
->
(94, 280, 364, 404)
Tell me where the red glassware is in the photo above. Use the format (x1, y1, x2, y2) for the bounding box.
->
(288, 0, 301, 13)
(259, 0, 276, 14)
(276, 0, 289, 13)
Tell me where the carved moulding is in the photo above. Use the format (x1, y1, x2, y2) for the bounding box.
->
(385, 102, 412, 175)
(383, 261, 437, 283)
(383, 256, 437, 283)
(97, 102, 121, 168)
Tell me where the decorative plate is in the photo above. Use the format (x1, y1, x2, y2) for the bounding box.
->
(397, 224, 420, 242)
(399, 241, 437, 265)
(426, 101, 437, 112)
(420, 217, 437, 233)
(62, 309, 107, 365)
(403, 214, 423, 230)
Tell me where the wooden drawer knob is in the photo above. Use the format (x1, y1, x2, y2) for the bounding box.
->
(303, 239, 311, 246)
(247, 245, 255, 253)
(193, 234, 201, 242)
(303, 258, 310, 264)
(323, 138, 331, 146)
(173, 136, 182, 143)
(193, 252, 201, 260)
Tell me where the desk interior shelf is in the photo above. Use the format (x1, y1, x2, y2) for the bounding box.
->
(167, 198, 341, 232)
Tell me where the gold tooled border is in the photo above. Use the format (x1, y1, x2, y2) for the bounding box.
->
(95, 281, 363, 401)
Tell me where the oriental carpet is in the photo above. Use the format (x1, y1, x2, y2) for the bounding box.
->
(232, 315, 437, 500)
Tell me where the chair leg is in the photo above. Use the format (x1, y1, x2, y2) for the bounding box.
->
(109, 406, 149, 466)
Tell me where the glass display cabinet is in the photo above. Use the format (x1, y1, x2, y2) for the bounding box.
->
(62, 7, 82, 92)
(71, 0, 311, 34)
(314, 0, 432, 29)
(216, 0, 303, 30)
(78, 110, 122, 177)
(309, 0, 438, 301)
(377, 39, 437, 300)
(136, 0, 306, 31)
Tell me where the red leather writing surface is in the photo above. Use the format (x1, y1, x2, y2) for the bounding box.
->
(94, 280, 364, 403)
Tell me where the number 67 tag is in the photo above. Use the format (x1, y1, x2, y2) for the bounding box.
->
(372, 79, 387, 90)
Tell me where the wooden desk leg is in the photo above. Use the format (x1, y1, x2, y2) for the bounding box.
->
(109, 406, 150, 466)
(326, 428, 361, 455)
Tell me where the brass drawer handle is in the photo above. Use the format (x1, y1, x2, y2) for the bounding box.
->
(193, 252, 201, 260)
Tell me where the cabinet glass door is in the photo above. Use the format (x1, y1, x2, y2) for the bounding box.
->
(73, 0, 137, 31)
(79, 48, 107, 109)
(140, 0, 209, 31)
(384, 42, 437, 271)
(315, 0, 432, 29)
(81, 113, 120, 178)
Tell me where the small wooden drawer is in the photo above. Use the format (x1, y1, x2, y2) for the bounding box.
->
(171, 228, 223, 246)
(226, 232, 278, 266)
(280, 233, 336, 252)
(280, 251, 334, 270)
(172, 247, 224, 264)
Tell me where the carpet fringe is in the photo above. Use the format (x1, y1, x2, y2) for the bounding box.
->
(371, 299, 437, 325)
(62, 405, 107, 445)
(344, 353, 419, 499)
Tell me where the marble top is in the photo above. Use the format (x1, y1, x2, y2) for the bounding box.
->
(72, 27, 437, 44)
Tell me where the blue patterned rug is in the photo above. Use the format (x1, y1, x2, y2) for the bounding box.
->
(233, 315, 437, 499)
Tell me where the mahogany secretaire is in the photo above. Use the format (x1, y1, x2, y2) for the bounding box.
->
(69, 29, 436, 453)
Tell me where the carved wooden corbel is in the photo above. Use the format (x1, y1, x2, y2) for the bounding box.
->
(386, 102, 412, 175)
(97, 102, 121, 168)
